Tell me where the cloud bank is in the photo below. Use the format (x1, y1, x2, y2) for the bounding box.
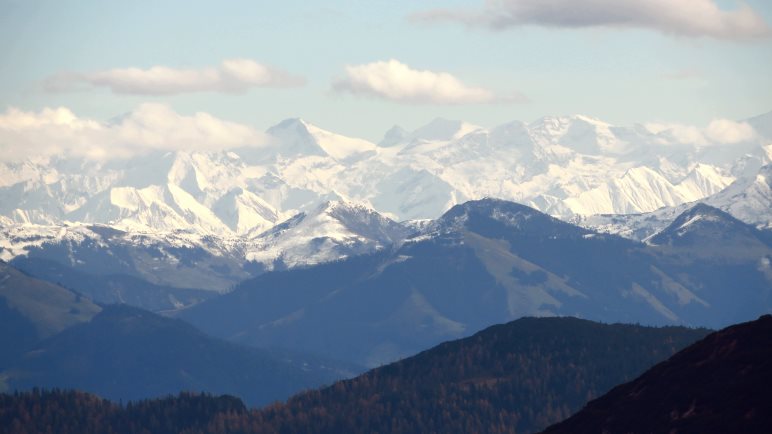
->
(411, 0, 771, 40)
(0, 104, 267, 161)
(645, 119, 758, 146)
(45, 59, 305, 95)
(332, 59, 525, 104)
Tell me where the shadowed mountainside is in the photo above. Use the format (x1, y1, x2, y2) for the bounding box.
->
(540, 314, 772, 434)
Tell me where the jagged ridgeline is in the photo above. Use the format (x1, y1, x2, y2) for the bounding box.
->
(2, 114, 771, 307)
(0, 317, 709, 434)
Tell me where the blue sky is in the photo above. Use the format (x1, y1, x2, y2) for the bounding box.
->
(1, 0, 771, 141)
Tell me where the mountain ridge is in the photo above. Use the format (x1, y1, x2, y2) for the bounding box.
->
(540, 314, 772, 434)
(2, 112, 769, 238)
(181, 198, 772, 367)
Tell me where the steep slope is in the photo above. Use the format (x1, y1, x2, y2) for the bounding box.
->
(564, 165, 733, 215)
(0, 261, 101, 367)
(541, 315, 772, 434)
(3, 305, 355, 407)
(708, 162, 772, 229)
(181, 199, 769, 367)
(577, 162, 772, 240)
(0, 261, 101, 339)
(211, 187, 280, 234)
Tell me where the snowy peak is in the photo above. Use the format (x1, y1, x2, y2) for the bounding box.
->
(577, 162, 772, 241)
(245, 200, 409, 268)
(564, 163, 734, 216)
(746, 110, 772, 140)
(379, 125, 408, 148)
(68, 183, 232, 235)
(705, 163, 772, 229)
(528, 115, 623, 154)
(2, 110, 771, 240)
(648, 203, 764, 247)
(488, 120, 533, 149)
(406, 118, 482, 144)
(266, 118, 328, 158)
(303, 123, 377, 162)
(317, 201, 408, 242)
(267, 118, 376, 161)
(679, 164, 734, 198)
(212, 187, 280, 234)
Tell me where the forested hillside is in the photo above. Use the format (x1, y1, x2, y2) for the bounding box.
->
(1, 317, 709, 434)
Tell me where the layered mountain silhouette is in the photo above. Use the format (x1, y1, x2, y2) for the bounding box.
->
(181, 199, 772, 366)
(0, 317, 710, 434)
(0, 260, 101, 366)
(1, 301, 358, 407)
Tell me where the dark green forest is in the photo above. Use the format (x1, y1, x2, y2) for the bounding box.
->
(1, 317, 708, 434)
(0, 389, 245, 434)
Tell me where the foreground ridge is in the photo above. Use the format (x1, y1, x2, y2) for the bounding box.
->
(540, 314, 772, 434)
(0, 317, 708, 434)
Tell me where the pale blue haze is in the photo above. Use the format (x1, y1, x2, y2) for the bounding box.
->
(0, 0, 770, 140)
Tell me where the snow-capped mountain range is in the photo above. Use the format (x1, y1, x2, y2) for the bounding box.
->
(1, 111, 771, 286)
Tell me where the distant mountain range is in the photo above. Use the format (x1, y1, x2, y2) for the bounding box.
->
(1, 112, 770, 308)
(579, 162, 772, 240)
(0, 262, 359, 406)
(179, 199, 772, 367)
(1, 111, 770, 232)
(2, 305, 355, 407)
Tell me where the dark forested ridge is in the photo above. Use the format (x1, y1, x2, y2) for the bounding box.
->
(540, 314, 772, 434)
(241, 317, 708, 434)
(0, 390, 246, 434)
(1, 317, 709, 434)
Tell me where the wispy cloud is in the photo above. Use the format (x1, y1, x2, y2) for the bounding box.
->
(411, 0, 771, 40)
(332, 59, 526, 104)
(44, 59, 305, 95)
(0, 104, 268, 161)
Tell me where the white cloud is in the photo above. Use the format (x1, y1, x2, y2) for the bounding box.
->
(644, 119, 757, 146)
(411, 0, 771, 40)
(705, 118, 757, 143)
(0, 104, 268, 161)
(332, 59, 526, 104)
(45, 59, 305, 95)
